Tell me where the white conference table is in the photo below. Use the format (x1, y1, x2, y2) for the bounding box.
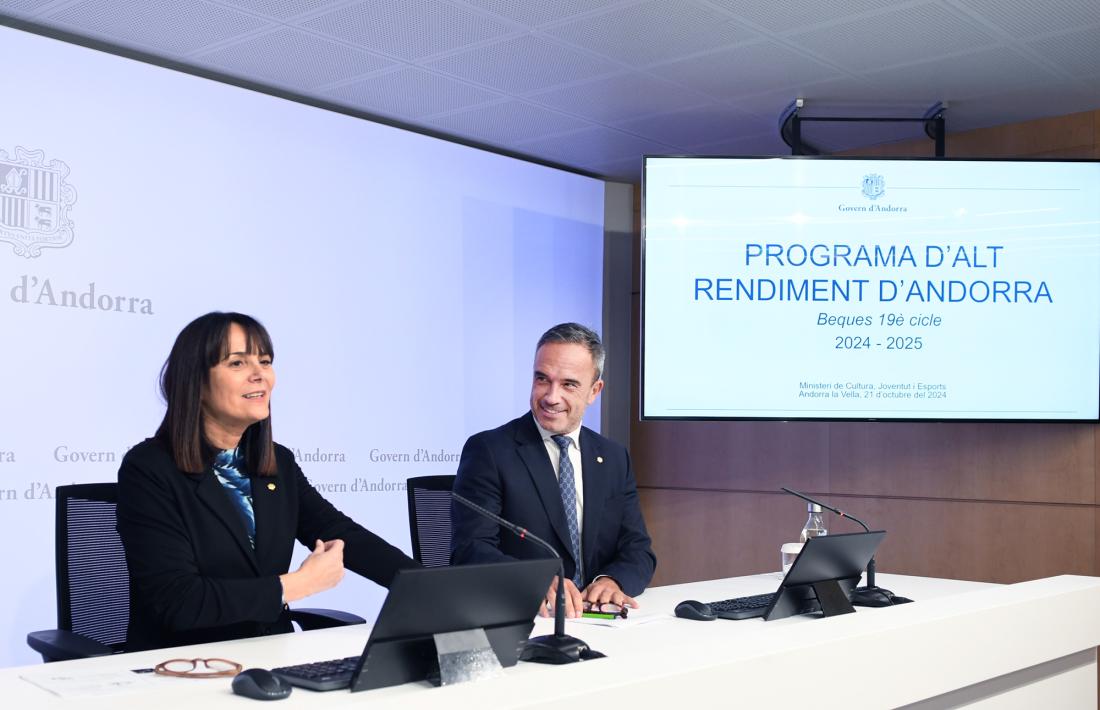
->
(5, 573, 1100, 709)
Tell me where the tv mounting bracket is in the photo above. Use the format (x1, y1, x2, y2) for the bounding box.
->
(779, 99, 947, 157)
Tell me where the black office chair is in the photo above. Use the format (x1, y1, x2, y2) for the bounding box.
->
(27, 483, 365, 663)
(406, 475, 456, 567)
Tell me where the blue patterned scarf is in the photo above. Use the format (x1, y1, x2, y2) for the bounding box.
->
(212, 448, 255, 548)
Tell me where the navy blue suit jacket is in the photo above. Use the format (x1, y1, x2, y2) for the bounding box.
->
(450, 413, 655, 596)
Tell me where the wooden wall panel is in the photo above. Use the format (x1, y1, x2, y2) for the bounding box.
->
(829, 422, 1095, 503)
(632, 420, 830, 492)
(948, 110, 1096, 157)
(1043, 146, 1100, 159)
(851, 496, 1094, 583)
(639, 489, 801, 585)
(641, 489, 1095, 586)
(847, 109, 1100, 159)
(1095, 111, 1100, 158)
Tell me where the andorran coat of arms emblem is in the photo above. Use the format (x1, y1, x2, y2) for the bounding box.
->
(861, 173, 885, 201)
(1, 146, 77, 258)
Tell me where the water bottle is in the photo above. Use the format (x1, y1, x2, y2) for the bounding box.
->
(799, 503, 828, 543)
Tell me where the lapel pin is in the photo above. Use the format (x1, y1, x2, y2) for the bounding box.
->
(596, 456, 604, 464)
(267, 482, 277, 491)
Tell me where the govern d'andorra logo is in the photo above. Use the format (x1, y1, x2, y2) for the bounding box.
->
(0, 146, 77, 258)
(861, 173, 884, 200)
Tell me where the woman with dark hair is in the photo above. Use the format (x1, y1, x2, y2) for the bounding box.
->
(117, 312, 417, 652)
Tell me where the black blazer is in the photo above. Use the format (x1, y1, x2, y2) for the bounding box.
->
(117, 438, 417, 652)
(450, 413, 656, 596)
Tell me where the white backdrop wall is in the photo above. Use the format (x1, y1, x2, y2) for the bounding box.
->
(0, 25, 605, 667)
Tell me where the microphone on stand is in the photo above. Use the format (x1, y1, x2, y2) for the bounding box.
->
(781, 487, 909, 606)
(452, 492, 601, 664)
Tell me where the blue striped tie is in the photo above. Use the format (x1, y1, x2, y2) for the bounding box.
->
(551, 435, 583, 588)
(213, 449, 256, 548)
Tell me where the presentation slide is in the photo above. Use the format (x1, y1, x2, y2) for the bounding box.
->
(643, 157, 1100, 421)
(0, 24, 605, 667)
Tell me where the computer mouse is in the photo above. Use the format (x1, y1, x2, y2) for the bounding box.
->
(674, 599, 716, 621)
(231, 668, 292, 701)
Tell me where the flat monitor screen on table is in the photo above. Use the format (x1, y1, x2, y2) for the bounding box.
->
(349, 559, 558, 692)
(765, 530, 885, 621)
(642, 156, 1100, 422)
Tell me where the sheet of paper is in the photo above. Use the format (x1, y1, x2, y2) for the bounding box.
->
(20, 669, 162, 698)
(566, 607, 670, 628)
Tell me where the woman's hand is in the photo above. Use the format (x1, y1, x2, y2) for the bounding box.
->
(279, 539, 345, 603)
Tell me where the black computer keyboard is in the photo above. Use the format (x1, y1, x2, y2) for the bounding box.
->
(706, 592, 776, 619)
(272, 655, 359, 691)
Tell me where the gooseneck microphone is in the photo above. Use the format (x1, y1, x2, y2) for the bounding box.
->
(781, 486, 876, 588)
(780, 487, 910, 606)
(781, 487, 871, 530)
(451, 492, 599, 664)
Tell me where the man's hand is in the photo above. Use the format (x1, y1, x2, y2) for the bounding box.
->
(582, 577, 638, 610)
(541, 577, 584, 619)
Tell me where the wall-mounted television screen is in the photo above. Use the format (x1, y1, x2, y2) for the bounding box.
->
(642, 156, 1100, 422)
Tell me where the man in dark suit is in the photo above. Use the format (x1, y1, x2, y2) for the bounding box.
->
(451, 323, 655, 617)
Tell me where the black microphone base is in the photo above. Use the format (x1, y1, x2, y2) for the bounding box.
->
(850, 585, 913, 607)
(521, 634, 604, 665)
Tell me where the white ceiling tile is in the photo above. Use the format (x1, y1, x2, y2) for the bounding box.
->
(425, 100, 593, 145)
(614, 104, 764, 148)
(527, 72, 711, 123)
(1028, 27, 1100, 78)
(516, 124, 674, 165)
(43, 0, 269, 55)
(193, 28, 395, 89)
(216, 0, 350, 21)
(458, 0, 625, 27)
(0, 0, 60, 15)
(946, 85, 1100, 133)
(323, 66, 500, 118)
(426, 34, 619, 93)
(788, 3, 998, 72)
(703, 0, 892, 33)
(684, 130, 790, 156)
(545, 0, 756, 67)
(302, 0, 518, 61)
(726, 77, 880, 121)
(953, 0, 1100, 39)
(861, 47, 1062, 102)
(651, 40, 841, 100)
(587, 154, 645, 181)
(6, 0, 1100, 178)
(1073, 78, 1100, 104)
